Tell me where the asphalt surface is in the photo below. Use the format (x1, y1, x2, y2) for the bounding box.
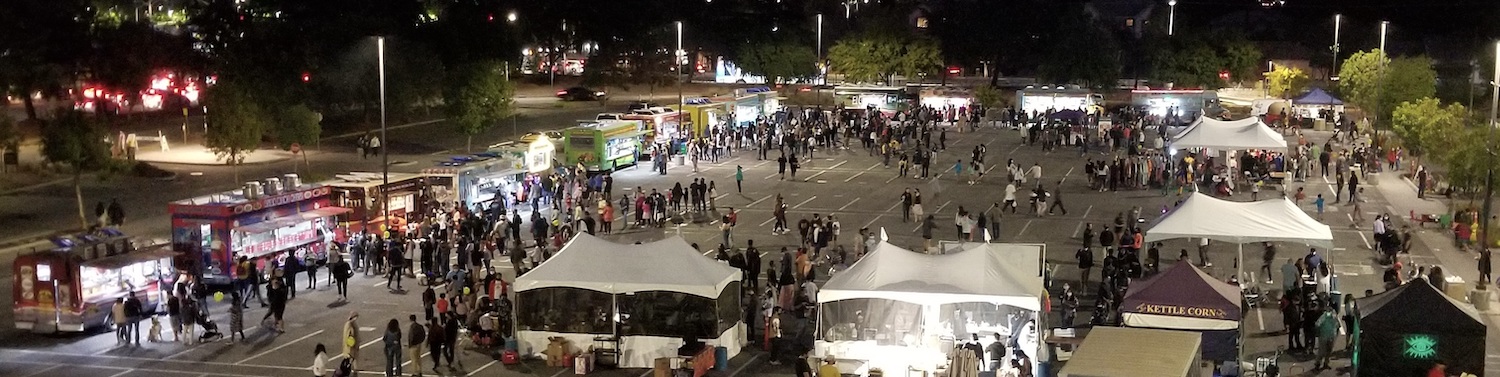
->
(2, 109, 1498, 377)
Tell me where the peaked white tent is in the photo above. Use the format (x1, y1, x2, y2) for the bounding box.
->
(516, 234, 739, 297)
(515, 234, 743, 368)
(816, 242, 1046, 377)
(820, 241, 1046, 310)
(1143, 192, 1333, 249)
(1169, 116, 1288, 151)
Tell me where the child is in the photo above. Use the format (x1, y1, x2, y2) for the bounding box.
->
(147, 316, 163, 342)
(1314, 194, 1326, 220)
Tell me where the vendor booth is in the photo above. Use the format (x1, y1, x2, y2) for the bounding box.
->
(816, 241, 1046, 376)
(1016, 87, 1100, 115)
(1120, 262, 1243, 361)
(171, 174, 345, 284)
(13, 232, 177, 333)
(1354, 280, 1486, 377)
(622, 109, 684, 145)
(835, 86, 908, 115)
(421, 155, 526, 210)
(563, 120, 646, 172)
(1168, 117, 1287, 152)
(1058, 327, 1203, 377)
(514, 234, 743, 369)
(321, 172, 431, 236)
(1131, 89, 1222, 121)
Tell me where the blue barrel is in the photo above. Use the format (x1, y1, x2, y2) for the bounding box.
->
(505, 338, 519, 351)
(714, 346, 729, 371)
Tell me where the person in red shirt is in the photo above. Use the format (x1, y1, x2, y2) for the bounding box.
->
(1427, 363, 1446, 377)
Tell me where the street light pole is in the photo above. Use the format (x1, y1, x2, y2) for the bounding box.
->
(1483, 41, 1499, 253)
(1374, 21, 1388, 152)
(1330, 14, 1342, 80)
(508, 11, 519, 137)
(677, 21, 685, 138)
(377, 36, 389, 236)
(817, 14, 824, 84)
(1167, 0, 1177, 36)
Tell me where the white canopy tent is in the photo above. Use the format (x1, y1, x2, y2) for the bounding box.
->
(820, 241, 1046, 310)
(1143, 192, 1333, 249)
(514, 234, 743, 368)
(1142, 192, 1333, 365)
(1169, 116, 1288, 151)
(816, 242, 1047, 376)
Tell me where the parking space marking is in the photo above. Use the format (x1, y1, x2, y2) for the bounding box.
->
(467, 360, 501, 376)
(793, 196, 818, 209)
(235, 329, 325, 364)
(838, 198, 861, 211)
(747, 194, 774, 208)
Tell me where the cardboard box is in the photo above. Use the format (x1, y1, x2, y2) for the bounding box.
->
(546, 337, 573, 366)
(654, 358, 672, 377)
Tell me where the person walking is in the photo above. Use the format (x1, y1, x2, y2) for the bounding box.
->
(1313, 304, 1339, 370)
(228, 291, 246, 341)
(113, 297, 129, 345)
(1046, 183, 1068, 215)
(342, 312, 362, 373)
(262, 279, 288, 333)
(332, 254, 351, 300)
(382, 319, 403, 377)
(124, 291, 143, 345)
(427, 317, 446, 371)
(407, 315, 426, 376)
(1075, 247, 1094, 286)
(736, 166, 744, 193)
(442, 314, 460, 368)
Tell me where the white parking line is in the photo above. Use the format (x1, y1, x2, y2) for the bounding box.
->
(844, 171, 866, 182)
(760, 216, 776, 227)
(838, 198, 861, 211)
(467, 360, 501, 376)
(862, 215, 884, 229)
(747, 194, 774, 208)
(793, 196, 818, 209)
(1017, 220, 1034, 237)
(235, 329, 325, 364)
(106, 370, 134, 377)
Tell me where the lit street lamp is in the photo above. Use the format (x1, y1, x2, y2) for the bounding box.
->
(817, 14, 824, 84)
(1167, 0, 1177, 36)
(1330, 14, 1341, 80)
(677, 21, 685, 138)
(1374, 21, 1388, 151)
(376, 36, 390, 235)
(1482, 41, 1499, 252)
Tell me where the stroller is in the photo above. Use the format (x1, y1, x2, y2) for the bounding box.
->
(197, 316, 223, 343)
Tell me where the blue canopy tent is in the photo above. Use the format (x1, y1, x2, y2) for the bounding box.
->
(1291, 88, 1344, 106)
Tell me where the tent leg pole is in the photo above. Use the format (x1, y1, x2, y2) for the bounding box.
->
(1238, 242, 1246, 371)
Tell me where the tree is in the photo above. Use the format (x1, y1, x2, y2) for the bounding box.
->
(1338, 51, 1437, 126)
(204, 82, 269, 182)
(40, 110, 113, 229)
(828, 32, 943, 84)
(272, 104, 322, 150)
(1036, 12, 1120, 88)
(1150, 38, 1225, 89)
(974, 85, 1004, 109)
(1390, 98, 1466, 158)
(444, 61, 515, 152)
(1219, 37, 1263, 86)
(1265, 64, 1310, 99)
(0, 0, 91, 120)
(736, 41, 818, 84)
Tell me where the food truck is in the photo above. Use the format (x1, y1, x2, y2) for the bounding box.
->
(421, 153, 527, 210)
(1130, 89, 1223, 121)
(1015, 86, 1103, 115)
(563, 120, 645, 172)
(321, 172, 434, 236)
(13, 231, 177, 333)
(621, 107, 684, 145)
(170, 174, 345, 285)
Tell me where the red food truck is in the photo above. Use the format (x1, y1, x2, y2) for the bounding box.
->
(170, 174, 348, 285)
(12, 231, 177, 333)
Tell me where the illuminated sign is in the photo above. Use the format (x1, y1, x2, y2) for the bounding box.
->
(1133, 303, 1228, 319)
(232, 186, 332, 215)
(1404, 334, 1437, 359)
(241, 228, 320, 257)
(527, 135, 556, 173)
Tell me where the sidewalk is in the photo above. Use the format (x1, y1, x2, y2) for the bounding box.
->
(134, 144, 295, 165)
(1370, 171, 1500, 374)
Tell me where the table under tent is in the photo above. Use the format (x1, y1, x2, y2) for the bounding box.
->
(815, 241, 1046, 376)
(1057, 327, 1203, 377)
(1168, 116, 1290, 188)
(1354, 279, 1486, 377)
(1119, 262, 1243, 362)
(514, 234, 743, 368)
(1143, 192, 1333, 370)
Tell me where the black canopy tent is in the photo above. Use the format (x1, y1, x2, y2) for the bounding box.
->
(1356, 280, 1486, 376)
(1118, 262, 1243, 361)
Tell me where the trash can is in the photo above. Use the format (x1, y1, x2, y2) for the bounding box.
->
(714, 346, 729, 371)
(675, 155, 685, 166)
(1470, 288, 1492, 312)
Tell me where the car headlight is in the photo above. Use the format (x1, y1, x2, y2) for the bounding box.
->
(596, 91, 607, 96)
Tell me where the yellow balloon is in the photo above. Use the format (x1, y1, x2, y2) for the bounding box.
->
(213, 292, 224, 302)
(345, 336, 356, 348)
(463, 287, 471, 296)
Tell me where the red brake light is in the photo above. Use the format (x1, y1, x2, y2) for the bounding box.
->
(556, 90, 568, 95)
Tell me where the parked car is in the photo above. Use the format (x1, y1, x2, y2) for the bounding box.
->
(596, 113, 625, 121)
(557, 87, 607, 101)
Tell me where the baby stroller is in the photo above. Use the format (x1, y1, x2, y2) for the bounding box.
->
(197, 317, 223, 343)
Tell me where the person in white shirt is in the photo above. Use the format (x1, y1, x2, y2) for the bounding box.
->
(311, 343, 329, 376)
(1004, 183, 1018, 213)
(1028, 163, 1042, 182)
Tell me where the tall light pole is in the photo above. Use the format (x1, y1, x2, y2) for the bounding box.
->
(817, 14, 824, 84)
(1483, 40, 1499, 253)
(676, 21, 685, 138)
(508, 11, 519, 137)
(1330, 14, 1342, 80)
(377, 36, 389, 236)
(1167, 0, 1177, 36)
(1374, 21, 1388, 151)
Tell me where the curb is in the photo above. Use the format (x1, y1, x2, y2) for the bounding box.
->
(0, 176, 73, 196)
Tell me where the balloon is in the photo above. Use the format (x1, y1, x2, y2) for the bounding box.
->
(463, 287, 471, 296)
(213, 291, 224, 302)
(345, 336, 356, 348)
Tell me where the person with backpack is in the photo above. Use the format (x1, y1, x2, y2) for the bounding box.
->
(407, 315, 426, 376)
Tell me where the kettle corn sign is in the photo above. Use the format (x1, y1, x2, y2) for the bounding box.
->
(1134, 303, 1228, 319)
